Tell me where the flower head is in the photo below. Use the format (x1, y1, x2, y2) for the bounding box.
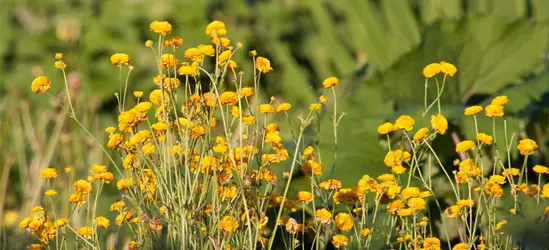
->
(485, 104, 504, 117)
(430, 113, 448, 135)
(40, 168, 58, 179)
(491, 96, 509, 106)
(206, 20, 227, 37)
(476, 133, 493, 145)
(150, 21, 172, 35)
(110, 53, 130, 66)
(256, 57, 273, 73)
(322, 77, 339, 88)
(440, 61, 457, 76)
(456, 140, 475, 153)
(31, 76, 51, 93)
(464, 106, 483, 116)
(331, 234, 349, 248)
(423, 63, 442, 78)
(395, 115, 415, 131)
(219, 215, 239, 233)
(517, 139, 538, 155)
(377, 122, 395, 135)
(334, 213, 353, 231)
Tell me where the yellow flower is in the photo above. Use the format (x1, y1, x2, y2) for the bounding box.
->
(331, 234, 348, 248)
(198, 44, 215, 57)
(503, 168, 520, 176)
(301, 160, 322, 176)
(413, 127, 429, 142)
(496, 219, 507, 230)
(491, 96, 509, 106)
(464, 105, 483, 116)
(276, 103, 291, 112)
(110, 53, 130, 66)
(54, 60, 67, 70)
(444, 205, 462, 218)
(206, 20, 227, 37)
(408, 197, 427, 211)
(133, 91, 143, 98)
(319, 179, 342, 190)
(457, 199, 475, 208)
(128, 241, 139, 250)
(55, 53, 63, 60)
(145, 40, 153, 47)
(309, 103, 321, 111)
(430, 113, 448, 135)
(149, 89, 169, 106)
(44, 189, 58, 197)
(220, 91, 238, 105)
(27, 244, 42, 250)
(117, 178, 134, 190)
(256, 57, 273, 73)
(55, 218, 68, 227)
(423, 63, 442, 78)
(76, 226, 94, 239)
(115, 211, 133, 225)
(107, 133, 123, 150)
(333, 188, 363, 205)
(419, 191, 432, 198)
(383, 149, 411, 167)
(31, 76, 51, 93)
(40, 168, 58, 179)
(213, 37, 231, 47)
(455, 140, 475, 153)
(165, 36, 183, 47)
(533, 165, 549, 174)
(517, 139, 538, 155)
(423, 237, 441, 250)
(334, 213, 353, 231)
(110, 201, 125, 211)
(219, 215, 239, 233)
(95, 216, 110, 229)
(395, 115, 415, 131)
(74, 179, 92, 195)
(296, 191, 314, 204)
(401, 187, 420, 199)
(485, 104, 504, 117)
(542, 184, 549, 197)
(452, 243, 469, 250)
(149, 21, 172, 35)
(391, 165, 406, 174)
(397, 207, 412, 217)
(258, 104, 275, 113)
(319, 95, 328, 103)
(315, 209, 332, 224)
(178, 62, 199, 76)
(489, 175, 506, 185)
(361, 228, 371, 237)
(476, 133, 493, 145)
(387, 200, 403, 214)
(440, 61, 457, 77)
(65, 167, 72, 173)
(240, 87, 254, 97)
(377, 122, 395, 135)
(161, 53, 178, 68)
(322, 77, 339, 88)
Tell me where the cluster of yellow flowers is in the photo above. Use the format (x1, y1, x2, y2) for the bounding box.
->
(23, 19, 548, 250)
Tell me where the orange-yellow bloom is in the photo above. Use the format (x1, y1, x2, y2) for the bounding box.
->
(431, 113, 448, 135)
(31, 76, 51, 93)
(256, 57, 273, 73)
(423, 63, 442, 78)
(149, 21, 172, 35)
(322, 77, 339, 88)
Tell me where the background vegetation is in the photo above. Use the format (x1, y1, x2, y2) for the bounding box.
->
(2, 0, 549, 248)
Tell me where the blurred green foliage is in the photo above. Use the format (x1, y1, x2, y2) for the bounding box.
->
(3, 0, 549, 247)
